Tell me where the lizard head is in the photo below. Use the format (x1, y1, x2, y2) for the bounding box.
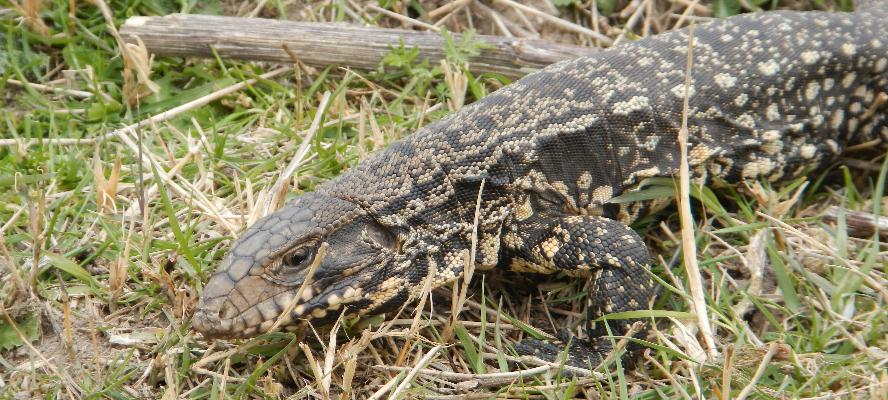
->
(192, 192, 408, 338)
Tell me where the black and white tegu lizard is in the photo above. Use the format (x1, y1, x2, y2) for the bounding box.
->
(193, 3, 888, 365)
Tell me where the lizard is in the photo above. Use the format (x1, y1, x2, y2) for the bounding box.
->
(192, 2, 888, 367)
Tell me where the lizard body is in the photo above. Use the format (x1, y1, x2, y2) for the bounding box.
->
(194, 4, 888, 364)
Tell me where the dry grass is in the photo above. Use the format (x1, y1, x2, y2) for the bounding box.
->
(1, 0, 886, 399)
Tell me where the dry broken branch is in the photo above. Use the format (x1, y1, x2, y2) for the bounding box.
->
(119, 14, 597, 79)
(822, 206, 888, 238)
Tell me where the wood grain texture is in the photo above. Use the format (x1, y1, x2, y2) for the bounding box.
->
(823, 206, 888, 238)
(119, 14, 597, 79)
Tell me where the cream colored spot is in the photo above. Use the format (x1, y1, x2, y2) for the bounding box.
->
(842, 72, 856, 88)
(805, 81, 821, 101)
(605, 253, 621, 267)
(577, 171, 593, 190)
(800, 144, 817, 159)
(762, 130, 781, 141)
(300, 287, 314, 302)
(766, 103, 780, 121)
(503, 231, 522, 247)
(592, 186, 613, 204)
(762, 140, 782, 155)
(643, 135, 660, 151)
(671, 84, 695, 98)
(735, 93, 749, 107)
(854, 85, 867, 98)
(847, 118, 859, 133)
(540, 237, 561, 259)
(277, 292, 294, 309)
(876, 58, 888, 73)
(368, 277, 407, 308)
(757, 60, 780, 76)
(841, 43, 856, 56)
(613, 96, 650, 115)
(736, 114, 755, 129)
(342, 287, 363, 303)
(714, 73, 737, 89)
(742, 158, 775, 178)
(800, 50, 819, 65)
(515, 197, 533, 221)
(632, 166, 661, 180)
(826, 139, 839, 154)
(478, 235, 500, 267)
(689, 145, 711, 165)
(830, 110, 845, 129)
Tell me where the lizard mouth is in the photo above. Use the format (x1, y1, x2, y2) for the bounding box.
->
(192, 273, 365, 338)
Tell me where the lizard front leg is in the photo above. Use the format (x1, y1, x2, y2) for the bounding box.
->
(502, 214, 657, 367)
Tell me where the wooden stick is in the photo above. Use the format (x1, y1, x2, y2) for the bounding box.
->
(822, 206, 888, 238)
(119, 14, 597, 79)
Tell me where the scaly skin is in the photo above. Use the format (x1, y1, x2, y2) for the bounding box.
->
(193, 4, 888, 364)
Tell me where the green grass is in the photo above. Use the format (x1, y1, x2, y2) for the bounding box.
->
(1, 1, 886, 399)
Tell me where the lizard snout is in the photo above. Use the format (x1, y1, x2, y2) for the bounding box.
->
(193, 271, 299, 338)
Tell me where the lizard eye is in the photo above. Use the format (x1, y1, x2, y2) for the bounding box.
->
(282, 246, 314, 269)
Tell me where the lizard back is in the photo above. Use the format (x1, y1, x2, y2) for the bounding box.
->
(321, 8, 888, 258)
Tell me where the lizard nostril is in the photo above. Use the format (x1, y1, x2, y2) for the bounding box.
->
(219, 300, 240, 319)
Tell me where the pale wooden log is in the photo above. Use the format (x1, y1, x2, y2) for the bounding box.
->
(119, 14, 597, 79)
(822, 206, 888, 238)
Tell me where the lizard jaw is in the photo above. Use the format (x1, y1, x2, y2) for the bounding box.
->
(192, 274, 293, 338)
(193, 272, 368, 338)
